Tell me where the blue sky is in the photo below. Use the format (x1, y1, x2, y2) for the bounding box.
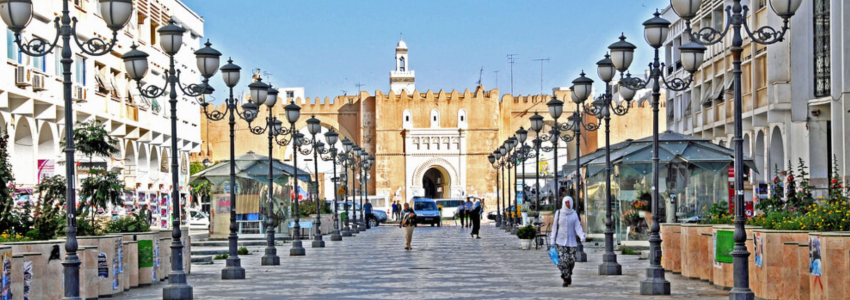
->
(182, 0, 670, 100)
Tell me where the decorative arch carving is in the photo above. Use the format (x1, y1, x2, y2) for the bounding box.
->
(411, 157, 460, 187)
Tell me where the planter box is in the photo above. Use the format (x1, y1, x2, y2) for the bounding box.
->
(660, 224, 682, 273)
(156, 230, 173, 282)
(3, 240, 66, 300)
(133, 232, 158, 286)
(809, 232, 850, 300)
(751, 229, 809, 300)
(710, 225, 759, 290)
(77, 235, 125, 297)
(680, 224, 713, 279)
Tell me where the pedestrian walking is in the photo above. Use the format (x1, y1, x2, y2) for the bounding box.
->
(457, 202, 466, 228)
(399, 203, 417, 250)
(394, 201, 401, 221)
(469, 197, 482, 238)
(391, 201, 398, 221)
(464, 199, 473, 228)
(364, 199, 373, 229)
(550, 196, 585, 287)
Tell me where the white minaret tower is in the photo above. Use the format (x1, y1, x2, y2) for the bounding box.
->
(390, 38, 415, 94)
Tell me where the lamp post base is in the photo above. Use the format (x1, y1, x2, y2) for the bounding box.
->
(311, 236, 325, 248)
(728, 289, 755, 300)
(162, 275, 193, 300)
(495, 216, 501, 227)
(221, 258, 245, 280)
(351, 223, 360, 234)
(330, 231, 342, 241)
(261, 247, 280, 266)
(639, 266, 671, 295)
(598, 256, 622, 276)
(342, 227, 352, 237)
(575, 242, 588, 262)
(290, 240, 306, 256)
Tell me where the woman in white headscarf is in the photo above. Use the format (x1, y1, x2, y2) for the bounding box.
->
(550, 196, 585, 287)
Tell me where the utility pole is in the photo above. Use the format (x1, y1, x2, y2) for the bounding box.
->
(532, 58, 550, 95)
(507, 54, 518, 95)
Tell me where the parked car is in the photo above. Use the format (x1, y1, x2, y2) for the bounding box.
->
(369, 210, 388, 227)
(188, 213, 210, 232)
(412, 197, 441, 227)
(435, 199, 464, 219)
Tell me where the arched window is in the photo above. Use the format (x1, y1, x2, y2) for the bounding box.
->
(430, 109, 440, 128)
(399, 57, 406, 71)
(458, 109, 468, 129)
(403, 109, 413, 129)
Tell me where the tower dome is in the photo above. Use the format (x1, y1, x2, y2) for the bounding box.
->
(396, 39, 407, 50)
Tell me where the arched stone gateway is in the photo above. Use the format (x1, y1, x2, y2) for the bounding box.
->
(409, 157, 462, 200)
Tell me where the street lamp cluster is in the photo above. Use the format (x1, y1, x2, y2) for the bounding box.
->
(0, 0, 383, 298)
(486, 0, 799, 298)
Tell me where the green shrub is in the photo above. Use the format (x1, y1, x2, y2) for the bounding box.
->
(621, 247, 640, 255)
(516, 225, 536, 239)
(213, 253, 228, 260)
(105, 214, 151, 234)
(298, 200, 332, 217)
(237, 246, 249, 255)
(700, 201, 733, 225)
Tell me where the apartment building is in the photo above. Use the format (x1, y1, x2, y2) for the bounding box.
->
(663, 0, 847, 197)
(3, 0, 205, 228)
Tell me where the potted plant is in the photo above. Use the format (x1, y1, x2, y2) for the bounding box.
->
(516, 224, 536, 250)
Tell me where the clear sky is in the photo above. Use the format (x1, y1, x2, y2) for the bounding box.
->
(181, 0, 671, 101)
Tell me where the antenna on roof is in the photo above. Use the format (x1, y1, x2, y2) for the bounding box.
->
(355, 82, 365, 93)
(477, 67, 484, 86)
(507, 54, 518, 95)
(532, 58, 550, 95)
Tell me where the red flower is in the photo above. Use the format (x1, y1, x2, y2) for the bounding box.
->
(831, 179, 837, 184)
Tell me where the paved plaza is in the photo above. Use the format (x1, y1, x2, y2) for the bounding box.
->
(119, 223, 726, 299)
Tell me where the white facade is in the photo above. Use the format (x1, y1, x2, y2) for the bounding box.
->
(389, 39, 415, 94)
(3, 0, 205, 209)
(663, 0, 849, 196)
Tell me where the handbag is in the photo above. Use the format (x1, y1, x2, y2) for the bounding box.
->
(548, 211, 560, 266)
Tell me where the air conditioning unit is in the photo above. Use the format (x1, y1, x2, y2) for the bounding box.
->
(32, 74, 45, 91)
(73, 86, 87, 102)
(15, 66, 31, 87)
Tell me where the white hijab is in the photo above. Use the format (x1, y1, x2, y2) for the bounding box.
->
(559, 196, 575, 216)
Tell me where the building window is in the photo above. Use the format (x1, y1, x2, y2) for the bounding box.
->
(54, 47, 62, 76)
(33, 55, 44, 72)
(813, 0, 830, 98)
(430, 109, 440, 128)
(403, 109, 412, 129)
(458, 109, 468, 129)
(75, 55, 86, 85)
(399, 57, 405, 71)
(6, 29, 18, 61)
(286, 91, 295, 99)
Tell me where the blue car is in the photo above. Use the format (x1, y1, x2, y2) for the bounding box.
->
(412, 197, 441, 227)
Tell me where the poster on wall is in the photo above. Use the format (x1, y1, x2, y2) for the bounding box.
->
(809, 236, 823, 290)
(1, 249, 11, 300)
(22, 261, 31, 300)
(216, 195, 230, 214)
(715, 230, 734, 264)
(161, 195, 169, 229)
(137, 240, 153, 268)
(97, 253, 108, 279)
(112, 239, 120, 290)
(712, 232, 721, 268)
(37, 159, 55, 182)
(117, 240, 124, 274)
(153, 238, 160, 282)
(754, 232, 763, 267)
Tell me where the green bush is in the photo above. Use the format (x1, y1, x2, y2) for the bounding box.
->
(237, 246, 249, 255)
(700, 201, 733, 225)
(105, 214, 151, 234)
(621, 247, 640, 255)
(516, 224, 536, 239)
(298, 200, 332, 217)
(213, 253, 228, 260)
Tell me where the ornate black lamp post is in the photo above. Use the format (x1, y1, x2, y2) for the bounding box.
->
(498, 144, 508, 230)
(279, 103, 307, 256)
(349, 145, 363, 233)
(357, 152, 373, 230)
(635, 0, 797, 297)
(318, 129, 342, 241)
(573, 52, 637, 275)
(339, 139, 355, 236)
(530, 114, 544, 219)
(608, 10, 711, 295)
(504, 136, 517, 232)
(240, 82, 286, 266)
(300, 115, 326, 247)
(487, 153, 502, 228)
(539, 92, 598, 263)
(1, 1, 133, 298)
(127, 20, 244, 297)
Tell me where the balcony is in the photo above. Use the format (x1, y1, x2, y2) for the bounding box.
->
(756, 87, 768, 109)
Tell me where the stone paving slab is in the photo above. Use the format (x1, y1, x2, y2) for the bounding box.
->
(118, 224, 727, 299)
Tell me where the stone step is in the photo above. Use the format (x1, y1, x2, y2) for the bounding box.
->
(191, 248, 229, 256)
(191, 255, 213, 264)
(191, 240, 273, 248)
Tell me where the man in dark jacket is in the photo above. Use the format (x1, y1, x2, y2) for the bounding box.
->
(364, 199, 373, 229)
